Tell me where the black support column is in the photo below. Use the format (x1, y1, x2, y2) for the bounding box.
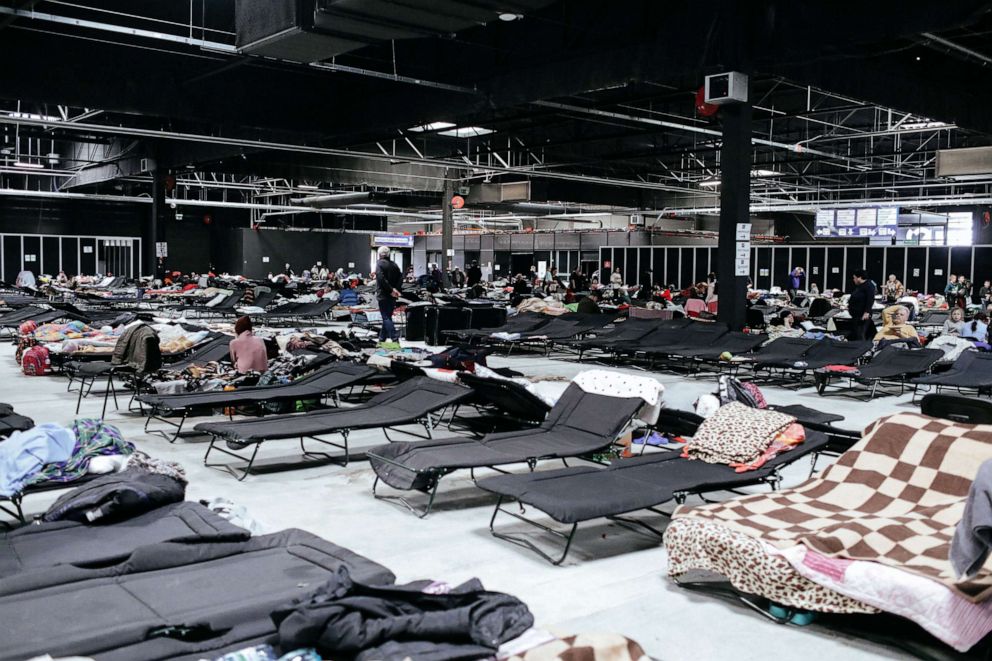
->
(149, 168, 163, 279)
(716, 100, 752, 330)
(441, 171, 454, 286)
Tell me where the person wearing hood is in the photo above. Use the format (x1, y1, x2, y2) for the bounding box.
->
(229, 316, 269, 373)
(873, 305, 917, 343)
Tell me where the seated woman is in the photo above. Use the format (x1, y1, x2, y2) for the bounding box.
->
(873, 304, 919, 346)
(229, 316, 269, 374)
(942, 307, 965, 336)
(961, 312, 989, 343)
(764, 309, 804, 344)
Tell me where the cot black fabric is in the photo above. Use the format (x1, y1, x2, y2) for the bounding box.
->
(194, 376, 470, 444)
(476, 431, 828, 524)
(856, 346, 943, 380)
(0, 501, 248, 577)
(0, 529, 396, 661)
(458, 372, 551, 423)
(368, 385, 643, 492)
(139, 363, 374, 411)
(750, 337, 819, 367)
(913, 351, 992, 390)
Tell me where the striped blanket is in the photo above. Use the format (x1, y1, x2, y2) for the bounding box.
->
(671, 412, 992, 601)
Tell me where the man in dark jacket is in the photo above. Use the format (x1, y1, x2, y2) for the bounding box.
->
(466, 260, 482, 287)
(375, 247, 403, 346)
(576, 289, 602, 314)
(847, 269, 877, 341)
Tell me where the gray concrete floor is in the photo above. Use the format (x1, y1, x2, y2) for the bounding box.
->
(1, 339, 925, 660)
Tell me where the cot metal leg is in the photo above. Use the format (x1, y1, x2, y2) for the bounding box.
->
(145, 408, 188, 443)
(203, 436, 261, 481)
(606, 507, 669, 538)
(298, 432, 349, 467)
(488, 496, 578, 565)
(0, 495, 25, 524)
(371, 475, 440, 518)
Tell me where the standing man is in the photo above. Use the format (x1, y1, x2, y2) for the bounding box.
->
(788, 266, 805, 298)
(375, 246, 402, 348)
(847, 269, 877, 341)
(466, 260, 482, 287)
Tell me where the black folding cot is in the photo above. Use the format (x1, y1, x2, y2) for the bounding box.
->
(559, 317, 661, 360)
(138, 363, 376, 441)
(444, 311, 550, 343)
(0, 402, 33, 438)
(912, 351, 992, 399)
(478, 431, 829, 564)
(0, 501, 249, 578)
(0, 529, 395, 661)
(457, 372, 552, 425)
(194, 377, 472, 479)
(814, 346, 944, 399)
(750, 338, 872, 384)
(920, 393, 992, 424)
(366, 385, 645, 517)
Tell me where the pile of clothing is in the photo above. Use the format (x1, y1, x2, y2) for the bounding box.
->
(0, 419, 135, 496)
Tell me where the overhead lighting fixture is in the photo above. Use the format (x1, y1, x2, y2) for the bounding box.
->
(698, 178, 720, 188)
(297, 184, 319, 190)
(437, 126, 495, 138)
(898, 121, 948, 131)
(498, 12, 522, 21)
(10, 112, 60, 123)
(750, 169, 781, 177)
(408, 121, 456, 133)
(13, 161, 44, 169)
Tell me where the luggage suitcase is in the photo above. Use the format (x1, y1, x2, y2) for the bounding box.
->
(21, 345, 50, 376)
(425, 307, 470, 346)
(405, 305, 427, 341)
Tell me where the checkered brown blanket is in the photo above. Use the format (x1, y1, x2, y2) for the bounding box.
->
(672, 412, 992, 601)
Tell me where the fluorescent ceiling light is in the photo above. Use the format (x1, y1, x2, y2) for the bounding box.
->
(751, 169, 781, 177)
(297, 184, 319, 190)
(437, 126, 495, 138)
(408, 121, 456, 132)
(10, 112, 60, 123)
(13, 161, 44, 169)
(698, 178, 720, 187)
(498, 12, 522, 21)
(899, 121, 948, 131)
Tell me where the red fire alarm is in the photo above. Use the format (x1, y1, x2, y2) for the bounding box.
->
(451, 195, 465, 209)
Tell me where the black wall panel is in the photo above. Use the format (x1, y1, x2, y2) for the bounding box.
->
(612, 248, 625, 283)
(825, 247, 845, 290)
(951, 247, 973, 281)
(165, 223, 210, 274)
(42, 237, 59, 274)
(695, 247, 710, 282)
(928, 247, 949, 294)
(2, 237, 18, 282)
(808, 247, 826, 292)
(79, 238, 96, 275)
(639, 247, 652, 284)
(22, 236, 40, 275)
(756, 248, 772, 290)
(845, 247, 865, 276)
(665, 248, 680, 287)
(624, 248, 638, 285)
(865, 247, 885, 286)
(493, 251, 511, 278)
(886, 248, 906, 286)
(976, 248, 992, 288)
(906, 248, 927, 292)
(60, 237, 78, 277)
(511, 233, 533, 251)
(652, 248, 665, 285)
(789, 246, 809, 279)
(772, 247, 791, 290)
(679, 247, 694, 287)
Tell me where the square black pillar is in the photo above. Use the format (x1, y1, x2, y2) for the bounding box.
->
(716, 100, 752, 330)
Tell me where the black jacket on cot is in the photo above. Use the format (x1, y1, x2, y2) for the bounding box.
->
(848, 279, 877, 320)
(375, 258, 402, 301)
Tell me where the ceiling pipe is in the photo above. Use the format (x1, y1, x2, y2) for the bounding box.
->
(920, 32, 992, 67)
(0, 114, 705, 195)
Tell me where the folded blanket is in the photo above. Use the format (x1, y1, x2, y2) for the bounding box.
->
(681, 402, 795, 465)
